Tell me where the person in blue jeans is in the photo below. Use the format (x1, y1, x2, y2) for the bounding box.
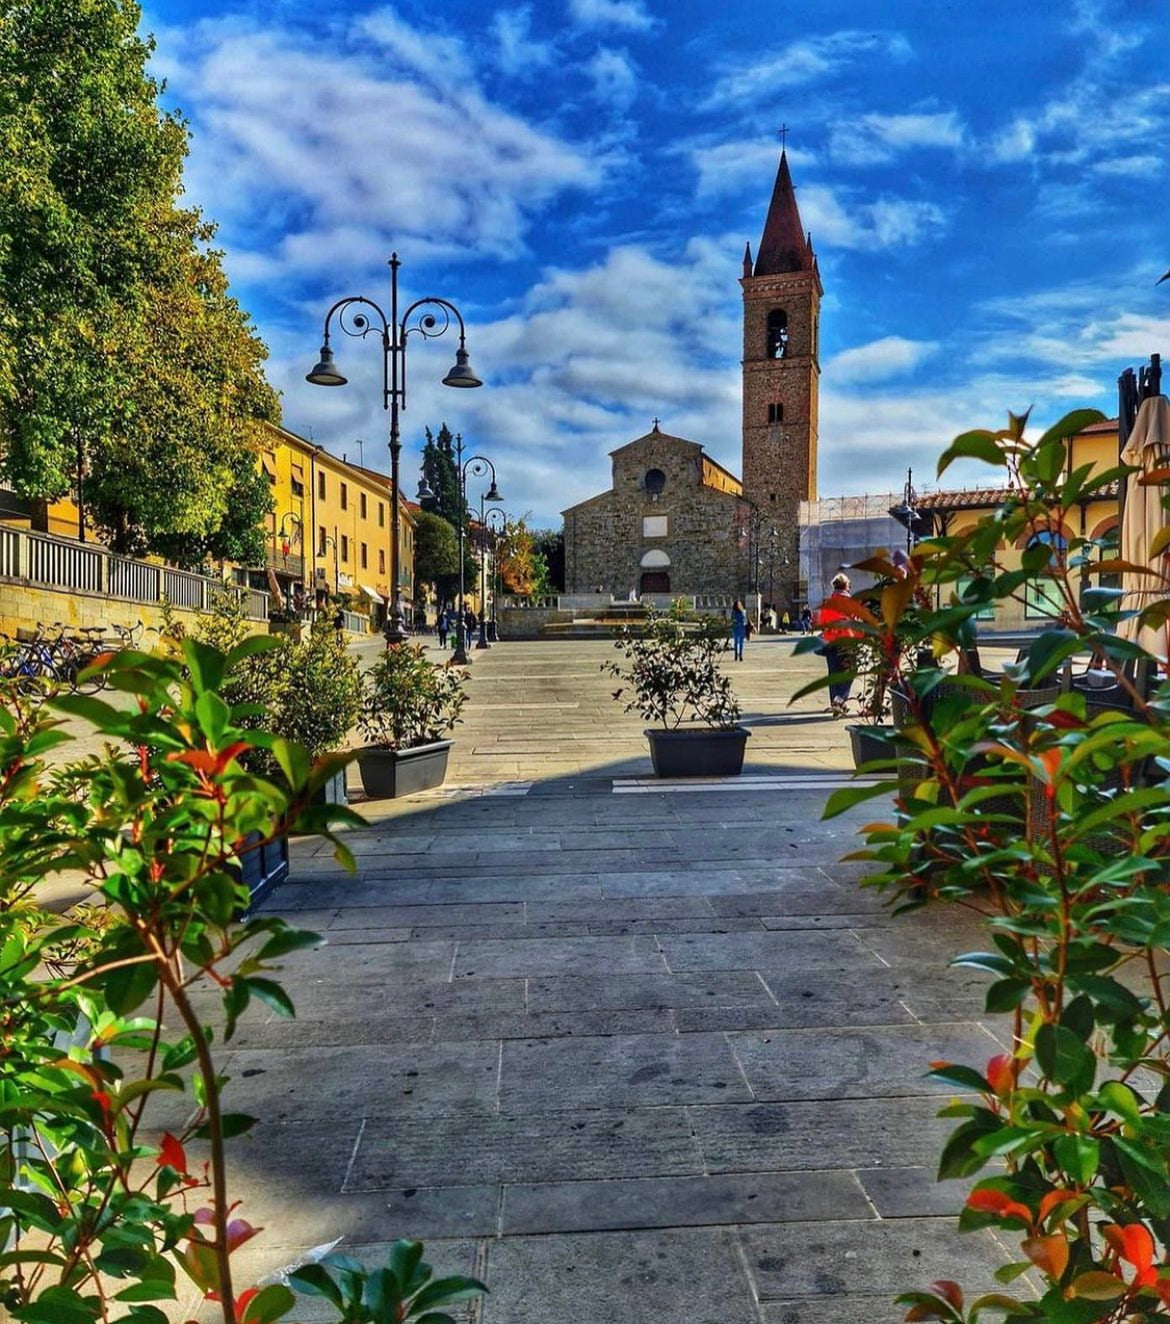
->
(731, 599, 748, 661)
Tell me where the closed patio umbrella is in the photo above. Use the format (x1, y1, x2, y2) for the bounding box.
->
(1119, 393, 1170, 660)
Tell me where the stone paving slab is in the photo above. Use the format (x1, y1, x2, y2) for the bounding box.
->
(347, 1107, 705, 1188)
(689, 1096, 964, 1172)
(219, 638, 1022, 1322)
(480, 1227, 758, 1324)
(726, 1021, 1001, 1101)
(500, 1168, 873, 1235)
(498, 1031, 754, 1108)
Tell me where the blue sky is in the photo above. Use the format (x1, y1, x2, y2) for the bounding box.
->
(143, 0, 1169, 527)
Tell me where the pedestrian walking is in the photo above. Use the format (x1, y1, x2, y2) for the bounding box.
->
(814, 573, 860, 718)
(731, 599, 748, 661)
(800, 605, 813, 634)
(464, 607, 476, 648)
(437, 608, 449, 648)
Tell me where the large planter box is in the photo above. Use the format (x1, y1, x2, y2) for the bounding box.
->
(644, 726, 750, 778)
(357, 740, 453, 799)
(847, 723, 899, 769)
(232, 831, 290, 917)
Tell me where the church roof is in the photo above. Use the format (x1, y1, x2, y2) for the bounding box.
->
(753, 150, 815, 276)
(608, 426, 701, 458)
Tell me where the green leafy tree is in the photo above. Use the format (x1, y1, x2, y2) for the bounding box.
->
(418, 423, 464, 529)
(0, 0, 277, 563)
(533, 527, 565, 591)
(412, 509, 460, 600)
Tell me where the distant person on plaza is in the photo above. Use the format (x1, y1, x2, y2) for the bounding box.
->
(730, 599, 748, 661)
(780, 610, 791, 632)
(437, 608, 448, 649)
(464, 607, 476, 647)
(814, 573, 860, 718)
(800, 605, 813, 634)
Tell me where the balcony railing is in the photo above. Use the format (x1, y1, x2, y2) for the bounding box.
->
(0, 525, 268, 621)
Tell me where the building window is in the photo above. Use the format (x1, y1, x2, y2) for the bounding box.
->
(766, 308, 788, 358)
(643, 468, 666, 495)
(360, 492, 367, 519)
(318, 472, 326, 500)
(378, 502, 385, 527)
(341, 535, 349, 563)
(767, 402, 784, 423)
(1023, 532, 1067, 620)
(318, 526, 327, 556)
(291, 476, 305, 497)
(378, 548, 385, 574)
(360, 542, 368, 569)
(340, 482, 348, 510)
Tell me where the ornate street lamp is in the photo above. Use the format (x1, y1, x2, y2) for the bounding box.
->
(306, 253, 482, 644)
(449, 431, 502, 665)
(485, 506, 507, 642)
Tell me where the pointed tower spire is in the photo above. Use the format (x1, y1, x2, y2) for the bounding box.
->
(754, 150, 813, 276)
(742, 241, 753, 278)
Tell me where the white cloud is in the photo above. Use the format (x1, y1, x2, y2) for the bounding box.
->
(828, 337, 939, 384)
(567, 0, 655, 32)
(702, 31, 911, 108)
(800, 186, 947, 251)
(492, 7, 556, 75)
(689, 139, 807, 199)
(586, 47, 639, 108)
(154, 16, 601, 278)
(829, 111, 965, 166)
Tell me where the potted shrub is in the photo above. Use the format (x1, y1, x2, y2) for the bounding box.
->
(603, 602, 749, 776)
(0, 643, 484, 1322)
(818, 407, 1170, 1322)
(356, 643, 468, 798)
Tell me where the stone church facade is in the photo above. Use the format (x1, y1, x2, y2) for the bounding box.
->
(563, 149, 821, 609)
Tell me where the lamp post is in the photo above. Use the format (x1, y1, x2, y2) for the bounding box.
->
(485, 507, 507, 642)
(739, 498, 762, 628)
(448, 431, 502, 665)
(306, 252, 482, 645)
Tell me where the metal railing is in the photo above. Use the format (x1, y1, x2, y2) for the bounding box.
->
(0, 524, 267, 621)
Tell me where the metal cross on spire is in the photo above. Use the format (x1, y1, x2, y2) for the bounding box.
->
(777, 123, 788, 150)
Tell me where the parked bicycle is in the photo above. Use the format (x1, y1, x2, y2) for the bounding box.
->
(0, 620, 144, 694)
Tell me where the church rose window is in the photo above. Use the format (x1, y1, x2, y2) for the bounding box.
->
(643, 468, 666, 495)
(766, 309, 788, 358)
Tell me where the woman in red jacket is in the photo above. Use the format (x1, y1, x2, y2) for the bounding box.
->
(815, 572, 861, 717)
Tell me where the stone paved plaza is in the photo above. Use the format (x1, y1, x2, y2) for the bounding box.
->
(182, 634, 1014, 1322)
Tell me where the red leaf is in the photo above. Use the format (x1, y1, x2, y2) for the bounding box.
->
(167, 749, 219, 774)
(986, 1053, 1014, 1096)
(966, 1188, 1033, 1226)
(1023, 1233, 1070, 1280)
(160, 1132, 187, 1175)
(929, 1281, 964, 1310)
(225, 1218, 262, 1252)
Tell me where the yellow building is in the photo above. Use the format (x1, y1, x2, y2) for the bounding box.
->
(917, 416, 1120, 631)
(253, 423, 416, 623)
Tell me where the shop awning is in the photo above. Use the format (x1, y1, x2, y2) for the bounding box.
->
(358, 583, 383, 602)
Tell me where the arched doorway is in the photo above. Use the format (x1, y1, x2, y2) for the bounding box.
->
(640, 549, 670, 595)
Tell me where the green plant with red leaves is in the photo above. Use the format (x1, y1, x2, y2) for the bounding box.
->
(825, 408, 1170, 1322)
(0, 642, 483, 1323)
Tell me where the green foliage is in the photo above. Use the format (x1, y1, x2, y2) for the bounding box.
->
(192, 595, 362, 764)
(418, 424, 465, 530)
(0, 0, 277, 564)
(412, 510, 460, 589)
(289, 1240, 485, 1323)
(532, 527, 565, 593)
(0, 639, 365, 1322)
(603, 602, 741, 729)
(358, 644, 468, 750)
(831, 409, 1170, 1321)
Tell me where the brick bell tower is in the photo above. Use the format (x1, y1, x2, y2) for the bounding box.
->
(740, 148, 821, 609)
